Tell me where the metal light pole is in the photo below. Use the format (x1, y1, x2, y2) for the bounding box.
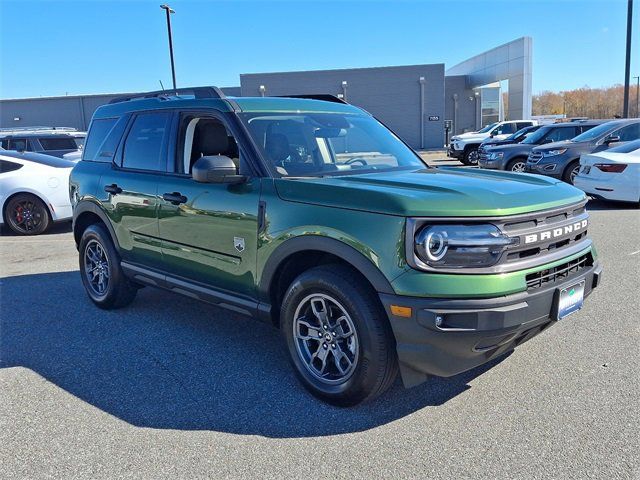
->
(634, 76, 640, 117)
(622, 0, 633, 117)
(160, 4, 177, 91)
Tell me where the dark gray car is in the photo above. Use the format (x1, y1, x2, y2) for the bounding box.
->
(526, 119, 640, 183)
(478, 121, 602, 172)
(0, 128, 85, 158)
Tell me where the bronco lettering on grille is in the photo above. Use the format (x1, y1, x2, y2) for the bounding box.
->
(523, 219, 588, 245)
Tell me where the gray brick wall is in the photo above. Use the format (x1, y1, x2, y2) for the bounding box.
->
(241, 64, 445, 149)
(0, 87, 241, 131)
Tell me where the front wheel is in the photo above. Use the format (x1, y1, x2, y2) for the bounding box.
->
(563, 160, 580, 184)
(462, 147, 479, 165)
(281, 265, 398, 406)
(506, 158, 527, 173)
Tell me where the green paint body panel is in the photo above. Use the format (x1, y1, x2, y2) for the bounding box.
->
(71, 95, 597, 307)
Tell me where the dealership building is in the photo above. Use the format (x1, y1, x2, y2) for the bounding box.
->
(0, 37, 532, 149)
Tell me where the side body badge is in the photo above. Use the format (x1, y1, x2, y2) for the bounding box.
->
(234, 237, 245, 253)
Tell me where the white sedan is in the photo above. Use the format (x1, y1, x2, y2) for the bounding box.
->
(574, 140, 640, 205)
(0, 151, 75, 235)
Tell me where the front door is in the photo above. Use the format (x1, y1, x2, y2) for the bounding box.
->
(157, 112, 261, 299)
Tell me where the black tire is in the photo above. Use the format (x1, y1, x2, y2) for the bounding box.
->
(281, 265, 398, 406)
(563, 160, 580, 184)
(4, 193, 51, 235)
(506, 158, 527, 173)
(79, 223, 138, 309)
(462, 147, 479, 165)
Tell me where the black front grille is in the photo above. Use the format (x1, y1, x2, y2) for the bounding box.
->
(525, 254, 592, 290)
(528, 152, 543, 163)
(500, 203, 588, 263)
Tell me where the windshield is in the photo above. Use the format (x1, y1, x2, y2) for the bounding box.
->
(477, 122, 498, 134)
(239, 112, 426, 177)
(570, 122, 617, 142)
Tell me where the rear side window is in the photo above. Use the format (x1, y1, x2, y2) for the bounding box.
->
(83, 118, 126, 162)
(122, 112, 171, 171)
(493, 123, 516, 135)
(516, 122, 532, 130)
(8, 138, 29, 151)
(544, 127, 577, 143)
(0, 160, 23, 173)
(39, 137, 78, 151)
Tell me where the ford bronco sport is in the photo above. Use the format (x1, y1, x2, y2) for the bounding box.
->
(70, 87, 602, 406)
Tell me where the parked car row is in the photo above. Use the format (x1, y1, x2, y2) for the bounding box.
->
(478, 120, 603, 174)
(0, 126, 85, 158)
(447, 120, 538, 165)
(524, 119, 640, 183)
(472, 118, 640, 205)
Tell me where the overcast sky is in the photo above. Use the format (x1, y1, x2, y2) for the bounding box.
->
(1, 0, 638, 98)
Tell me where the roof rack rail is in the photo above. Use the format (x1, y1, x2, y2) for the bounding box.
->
(276, 94, 348, 105)
(0, 126, 78, 132)
(109, 86, 227, 104)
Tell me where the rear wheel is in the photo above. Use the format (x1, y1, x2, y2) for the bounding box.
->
(563, 160, 580, 184)
(79, 224, 138, 309)
(506, 158, 527, 173)
(4, 193, 50, 235)
(281, 265, 398, 406)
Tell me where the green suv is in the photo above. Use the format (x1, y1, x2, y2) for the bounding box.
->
(70, 87, 602, 406)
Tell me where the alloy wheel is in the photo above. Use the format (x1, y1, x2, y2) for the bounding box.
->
(511, 161, 526, 173)
(84, 239, 110, 297)
(9, 199, 46, 234)
(293, 293, 359, 384)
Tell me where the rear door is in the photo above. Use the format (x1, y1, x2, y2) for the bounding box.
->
(98, 111, 172, 270)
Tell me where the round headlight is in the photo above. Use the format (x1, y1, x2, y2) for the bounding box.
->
(424, 230, 448, 261)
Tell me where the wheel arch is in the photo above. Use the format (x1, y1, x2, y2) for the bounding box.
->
(1, 190, 54, 224)
(73, 201, 119, 250)
(260, 235, 395, 327)
(563, 158, 581, 174)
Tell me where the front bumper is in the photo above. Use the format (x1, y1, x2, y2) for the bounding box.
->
(525, 160, 563, 178)
(447, 147, 464, 159)
(379, 262, 602, 387)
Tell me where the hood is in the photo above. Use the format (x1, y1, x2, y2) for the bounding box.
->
(274, 168, 585, 217)
(488, 143, 534, 153)
(532, 139, 589, 153)
(452, 132, 486, 141)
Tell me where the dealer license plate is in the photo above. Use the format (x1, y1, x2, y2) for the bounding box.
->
(557, 280, 585, 320)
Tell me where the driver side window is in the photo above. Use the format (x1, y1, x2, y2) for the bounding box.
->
(493, 123, 516, 135)
(614, 123, 640, 142)
(176, 114, 242, 175)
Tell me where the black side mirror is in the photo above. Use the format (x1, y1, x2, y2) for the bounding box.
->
(192, 155, 246, 184)
(604, 135, 621, 145)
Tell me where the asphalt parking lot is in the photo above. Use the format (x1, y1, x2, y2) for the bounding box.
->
(1, 187, 639, 478)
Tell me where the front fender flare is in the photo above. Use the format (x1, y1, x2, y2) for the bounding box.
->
(259, 235, 395, 299)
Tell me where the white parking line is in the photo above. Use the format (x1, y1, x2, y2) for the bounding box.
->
(629, 250, 640, 256)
